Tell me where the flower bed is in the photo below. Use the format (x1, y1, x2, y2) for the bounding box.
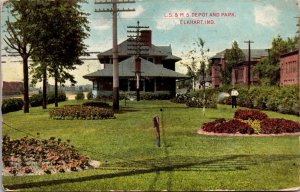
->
(2, 135, 99, 176)
(200, 109, 300, 135)
(260, 118, 300, 134)
(234, 109, 268, 120)
(202, 119, 254, 134)
(49, 106, 115, 120)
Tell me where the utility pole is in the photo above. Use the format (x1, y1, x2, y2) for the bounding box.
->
(127, 21, 149, 101)
(95, 0, 135, 112)
(244, 40, 254, 90)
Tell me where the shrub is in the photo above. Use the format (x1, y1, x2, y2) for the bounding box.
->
(87, 91, 94, 100)
(172, 91, 217, 108)
(186, 97, 217, 108)
(29, 94, 43, 107)
(48, 91, 67, 104)
(82, 101, 110, 108)
(170, 93, 190, 103)
(260, 118, 300, 134)
(140, 93, 172, 100)
(29, 91, 67, 107)
(49, 106, 115, 120)
(202, 119, 254, 134)
(2, 98, 24, 114)
(234, 109, 268, 121)
(75, 92, 85, 100)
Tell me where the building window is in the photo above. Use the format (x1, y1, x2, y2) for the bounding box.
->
(120, 79, 128, 91)
(129, 80, 144, 91)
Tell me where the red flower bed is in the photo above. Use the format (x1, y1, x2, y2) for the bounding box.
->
(234, 109, 268, 121)
(201, 109, 300, 135)
(202, 119, 254, 134)
(260, 118, 300, 134)
(201, 118, 226, 132)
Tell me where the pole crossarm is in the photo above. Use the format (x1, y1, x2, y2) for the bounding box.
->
(95, 0, 135, 4)
(95, 8, 135, 12)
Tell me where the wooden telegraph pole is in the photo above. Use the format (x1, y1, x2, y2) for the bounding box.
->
(244, 40, 254, 90)
(95, 0, 135, 112)
(127, 21, 149, 101)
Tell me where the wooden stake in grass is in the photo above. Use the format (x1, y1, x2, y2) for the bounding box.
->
(153, 115, 160, 148)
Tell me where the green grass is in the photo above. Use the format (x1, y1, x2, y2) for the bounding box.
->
(2, 100, 300, 191)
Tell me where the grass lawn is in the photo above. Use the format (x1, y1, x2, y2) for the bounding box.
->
(2, 100, 300, 191)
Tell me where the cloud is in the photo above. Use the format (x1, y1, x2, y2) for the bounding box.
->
(89, 17, 111, 31)
(156, 18, 180, 30)
(254, 5, 279, 27)
(156, 9, 191, 30)
(120, 5, 144, 18)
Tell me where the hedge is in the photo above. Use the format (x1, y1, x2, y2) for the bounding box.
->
(216, 85, 299, 115)
(95, 92, 172, 101)
(171, 91, 217, 108)
(2, 98, 24, 114)
(82, 101, 110, 108)
(29, 91, 67, 107)
(75, 92, 85, 100)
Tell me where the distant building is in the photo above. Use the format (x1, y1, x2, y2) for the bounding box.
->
(210, 49, 268, 87)
(280, 49, 299, 86)
(3, 81, 23, 95)
(83, 30, 187, 97)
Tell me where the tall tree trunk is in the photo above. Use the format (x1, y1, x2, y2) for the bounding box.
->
(42, 64, 47, 109)
(54, 68, 58, 107)
(23, 57, 29, 113)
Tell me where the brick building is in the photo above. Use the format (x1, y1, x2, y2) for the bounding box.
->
(83, 30, 187, 97)
(210, 49, 268, 87)
(3, 81, 23, 95)
(280, 49, 299, 86)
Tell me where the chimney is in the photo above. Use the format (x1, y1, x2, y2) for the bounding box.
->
(140, 30, 152, 47)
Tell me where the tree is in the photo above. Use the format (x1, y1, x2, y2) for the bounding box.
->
(29, 0, 90, 107)
(223, 41, 245, 85)
(180, 37, 210, 90)
(4, 0, 42, 113)
(254, 35, 297, 85)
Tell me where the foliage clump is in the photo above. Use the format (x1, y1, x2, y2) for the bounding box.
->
(217, 86, 299, 116)
(75, 92, 85, 100)
(2, 98, 24, 114)
(260, 118, 300, 134)
(171, 92, 217, 108)
(82, 101, 110, 108)
(234, 109, 268, 121)
(30, 91, 67, 107)
(202, 119, 254, 134)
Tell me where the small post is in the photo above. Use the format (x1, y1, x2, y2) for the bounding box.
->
(153, 115, 160, 147)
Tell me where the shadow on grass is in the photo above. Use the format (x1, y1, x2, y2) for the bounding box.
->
(5, 154, 300, 190)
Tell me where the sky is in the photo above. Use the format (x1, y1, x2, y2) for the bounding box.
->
(1, 0, 300, 86)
